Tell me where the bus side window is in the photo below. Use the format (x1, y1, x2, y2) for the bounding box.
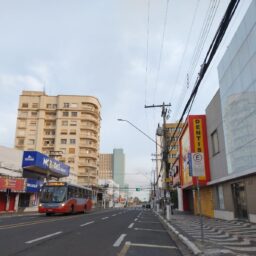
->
(88, 190, 92, 199)
(68, 187, 74, 199)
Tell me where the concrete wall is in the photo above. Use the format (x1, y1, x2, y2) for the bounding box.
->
(206, 90, 228, 180)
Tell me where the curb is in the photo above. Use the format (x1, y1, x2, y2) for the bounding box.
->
(155, 211, 203, 255)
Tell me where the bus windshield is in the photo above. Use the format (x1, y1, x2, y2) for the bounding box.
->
(40, 186, 67, 203)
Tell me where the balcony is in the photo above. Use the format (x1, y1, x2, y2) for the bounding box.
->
(79, 143, 97, 150)
(79, 152, 98, 159)
(79, 133, 97, 141)
(81, 115, 99, 124)
(78, 162, 97, 168)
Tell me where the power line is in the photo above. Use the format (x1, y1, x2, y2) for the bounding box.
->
(153, 0, 170, 103)
(173, 0, 221, 118)
(168, 0, 200, 103)
(168, 0, 241, 169)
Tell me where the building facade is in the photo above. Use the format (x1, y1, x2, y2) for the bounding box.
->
(99, 154, 113, 180)
(113, 149, 125, 189)
(15, 91, 101, 186)
(206, 1, 256, 223)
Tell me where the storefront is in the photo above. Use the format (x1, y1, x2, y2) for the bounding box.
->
(179, 115, 212, 216)
(0, 177, 26, 212)
(18, 178, 43, 211)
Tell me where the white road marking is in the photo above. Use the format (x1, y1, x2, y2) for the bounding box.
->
(113, 234, 127, 247)
(128, 241, 177, 249)
(80, 221, 94, 227)
(134, 227, 166, 232)
(137, 221, 159, 223)
(134, 218, 138, 222)
(112, 214, 117, 216)
(25, 231, 62, 244)
(102, 217, 109, 220)
(128, 223, 134, 229)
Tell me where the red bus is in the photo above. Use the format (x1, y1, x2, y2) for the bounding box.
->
(39, 182, 93, 216)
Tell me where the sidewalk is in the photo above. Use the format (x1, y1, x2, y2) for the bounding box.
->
(157, 209, 256, 256)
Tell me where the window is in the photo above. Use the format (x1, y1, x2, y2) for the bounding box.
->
(17, 139, 24, 145)
(63, 111, 69, 117)
(30, 121, 36, 126)
(32, 103, 38, 108)
(216, 185, 225, 210)
(70, 129, 76, 135)
(70, 121, 77, 126)
(60, 148, 66, 154)
(61, 129, 68, 135)
(70, 139, 76, 144)
(68, 157, 74, 163)
(62, 120, 68, 126)
(61, 139, 67, 144)
(22, 103, 28, 108)
(31, 112, 37, 117)
(211, 129, 219, 155)
(71, 112, 77, 117)
(46, 104, 52, 108)
(64, 103, 70, 108)
(53, 104, 57, 109)
(69, 148, 75, 154)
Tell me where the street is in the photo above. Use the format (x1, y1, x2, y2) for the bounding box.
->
(0, 208, 189, 256)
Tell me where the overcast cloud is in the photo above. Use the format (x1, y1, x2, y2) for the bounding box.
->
(0, 0, 252, 199)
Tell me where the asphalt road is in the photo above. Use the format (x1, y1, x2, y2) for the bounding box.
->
(0, 208, 189, 256)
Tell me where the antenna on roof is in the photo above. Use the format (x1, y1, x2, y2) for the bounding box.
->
(43, 80, 46, 94)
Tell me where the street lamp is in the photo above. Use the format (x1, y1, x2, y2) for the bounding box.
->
(117, 118, 164, 208)
(117, 118, 163, 149)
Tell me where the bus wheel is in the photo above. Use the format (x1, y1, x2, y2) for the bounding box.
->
(46, 212, 53, 216)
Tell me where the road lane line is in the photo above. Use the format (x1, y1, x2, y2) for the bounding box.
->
(113, 234, 127, 247)
(25, 231, 62, 244)
(137, 221, 159, 223)
(134, 227, 166, 232)
(102, 217, 109, 220)
(80, 221, 94, 227)
(129, 242, 177, 249)
(112, 214, 117, 216)
(128, 223, 134, 229)
(134, 218, 138, 222)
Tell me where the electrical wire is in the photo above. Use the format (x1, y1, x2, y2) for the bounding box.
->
(167, 0, 241, 171)
(152, 0, 170, 104)
(173, 0, 221, 119)
(168, 0, 200, 103)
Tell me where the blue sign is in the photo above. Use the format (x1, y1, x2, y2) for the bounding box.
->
(22, 151, 70, 178)
(26, 178, 43, 193)
(188, 153, 193, 176)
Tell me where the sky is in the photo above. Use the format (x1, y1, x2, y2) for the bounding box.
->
(0, 0, 252, 200)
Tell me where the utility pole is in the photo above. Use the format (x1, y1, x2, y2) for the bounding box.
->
(145, 102, 171, 217)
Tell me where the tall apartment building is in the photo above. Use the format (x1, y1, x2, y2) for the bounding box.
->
(165, 122, 184, 168)
(113, 149, 125, 189)
(99, 154, 113, 180)
(15, 91, 101, 186)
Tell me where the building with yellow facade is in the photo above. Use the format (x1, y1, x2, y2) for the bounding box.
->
(15, 91, 101, 186)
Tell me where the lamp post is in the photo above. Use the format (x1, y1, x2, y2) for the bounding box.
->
(117, 118, 163, 209)
(117, 119, 163, 149)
